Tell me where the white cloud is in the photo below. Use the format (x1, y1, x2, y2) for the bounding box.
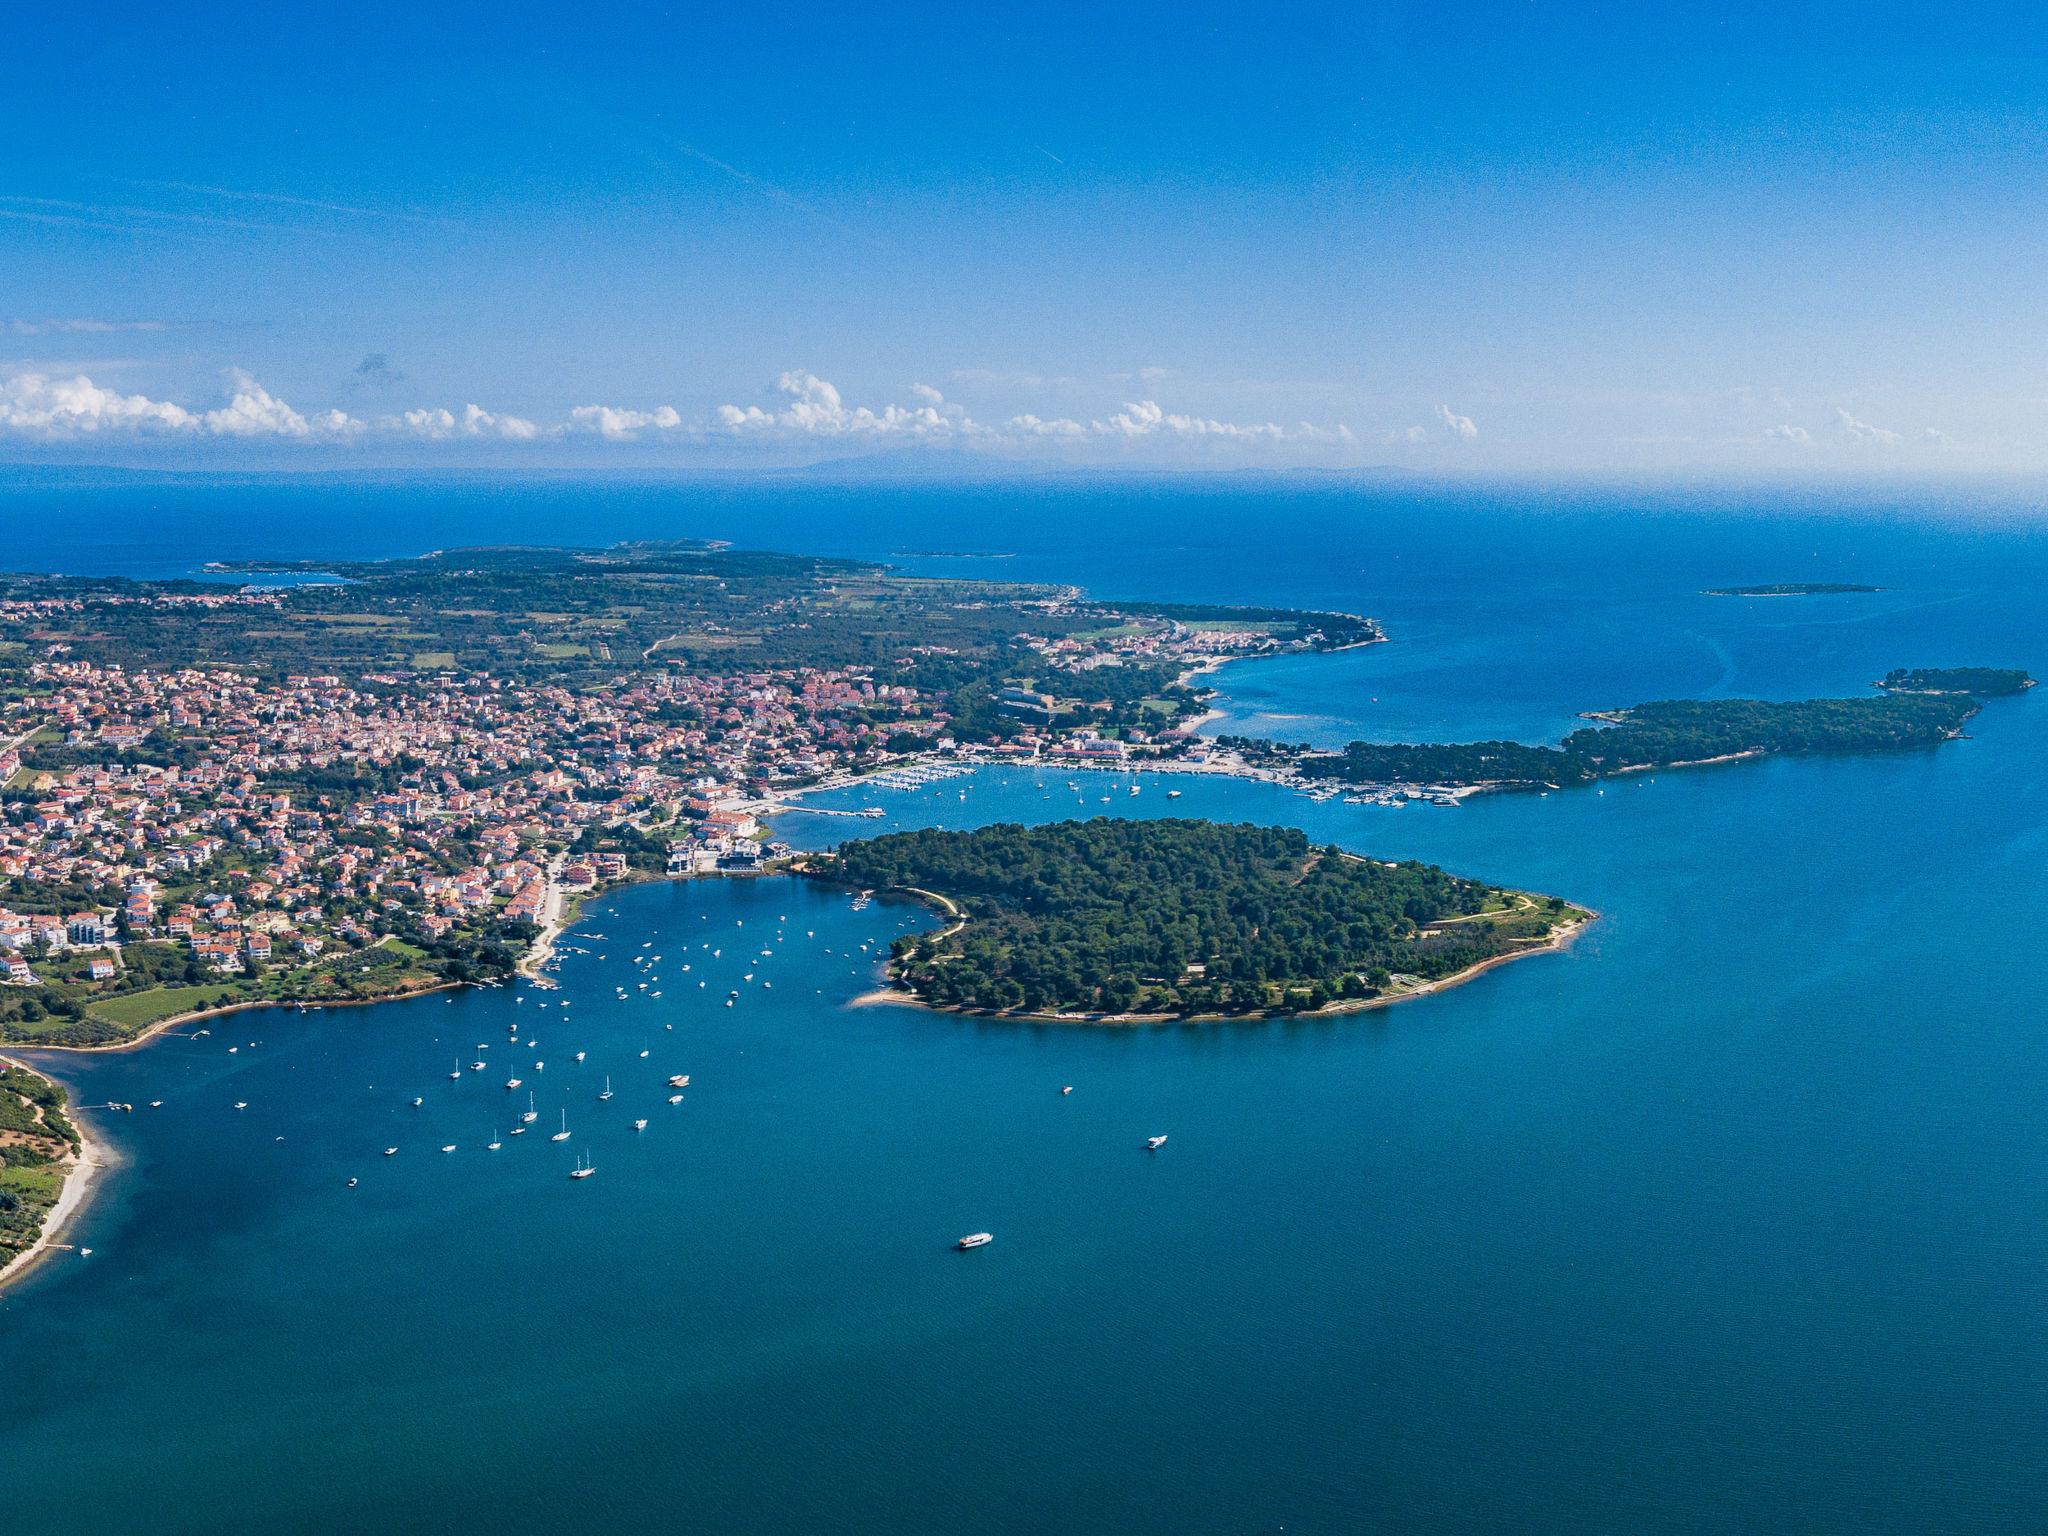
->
(1100, 399, 1292, 439)
(0, 371, 198, 435)
(5, 318, 172, 336)
(1835, 407, 1901, 445)
(1437, 404, 1479, 440)
(1764, 424, 1812, 444)
(0, 368, 348, 441)
(204, 370, 359, 439)
(0, 365, 1354, 457)
(1006, 412, 1088, 438)
(568, 403, 684, 440)
(1401, 425, 1427, 444)
(714, 371, 957, 439)
(711, 374, 1350, 449)
(402, 403, 539, 441)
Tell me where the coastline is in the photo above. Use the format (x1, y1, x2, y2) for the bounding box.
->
(0, 1055, 108, 1296)
(515, 854, 571, 985)
(833, 880, 1596, 1027)
(7, 977, 468, 1058)
(846, 909, 1595, 1025)
(0, 621, 1523, 1302)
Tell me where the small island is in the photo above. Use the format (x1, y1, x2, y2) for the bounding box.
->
(807, 819, 1591, 1020)
(1878, 667, 2034, 697)
(1704, 583, 1885, 597)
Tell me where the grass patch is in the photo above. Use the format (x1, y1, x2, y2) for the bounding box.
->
(87, 984, 232, 1029)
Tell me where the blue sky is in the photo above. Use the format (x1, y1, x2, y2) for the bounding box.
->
(6, 3, 2048, 471)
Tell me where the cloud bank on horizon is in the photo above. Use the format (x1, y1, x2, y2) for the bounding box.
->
(0, 366, 1390, 461)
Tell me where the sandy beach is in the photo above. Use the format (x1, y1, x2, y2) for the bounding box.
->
(0, 1057, 109, 1295)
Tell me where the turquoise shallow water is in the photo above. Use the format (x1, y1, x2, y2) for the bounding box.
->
(5, 478, 2048, 1531)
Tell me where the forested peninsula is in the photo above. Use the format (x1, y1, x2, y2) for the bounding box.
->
(808, 819, 1591, 1020)
(1220, 680, 2024, 793)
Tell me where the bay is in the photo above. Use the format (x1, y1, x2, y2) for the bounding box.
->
(2, 472, 2047, 1532)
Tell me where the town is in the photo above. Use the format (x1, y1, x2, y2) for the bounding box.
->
(0, 550, 1376, 1045)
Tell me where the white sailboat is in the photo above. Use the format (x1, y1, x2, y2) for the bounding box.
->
(569, 1150, 595, 1179)
(599, 1076, 614, 1101)
(521, 1091, 538, 1124)
(551, 1109, 572, 1142)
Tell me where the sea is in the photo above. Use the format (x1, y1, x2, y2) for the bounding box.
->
(4, 468, 2048, 1534)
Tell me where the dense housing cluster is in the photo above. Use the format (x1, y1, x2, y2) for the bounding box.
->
(0, 543, 1368, 1043)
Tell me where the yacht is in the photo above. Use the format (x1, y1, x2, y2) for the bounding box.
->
(521, 1092, 538, 1124)
(1146, 1135, 1169, 1150)
(383, 1147, 398, 1157)
(449, 1063, 463, 1080)
(234, 1101, 248, 1111)
(667, 1074, 691, 1089)
(440, 1144, 457, 1154)
(411, 1096, 423, 1107)
(347, 1177, 358, 1188)
(504, 1076, 522, 1090)
(569, 1152, 595, 1180)
(470, 1061, 485, 1071)
(667, 1093, 684, 1105)
(1061, 1085, 1073, 1095)
(575, 1051, 586, 1063)
(1167, 789, 1183, 799)
(551, 1110, 572, 1142)
(488, 1133, 502, 1150)
(599, 1076, 614, 1101)
(956, 1232, 994, 1250)
(634, 1118, 647, 1131)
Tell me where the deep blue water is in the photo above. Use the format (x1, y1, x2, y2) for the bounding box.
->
(4, 472, 2048, 1532)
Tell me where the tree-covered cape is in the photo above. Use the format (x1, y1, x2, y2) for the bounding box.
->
(817, 818, 1578, 1017)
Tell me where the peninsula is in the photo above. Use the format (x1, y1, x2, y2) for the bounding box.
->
(1219, 682, 2020, 795)
(809, 818, 1592, 1020)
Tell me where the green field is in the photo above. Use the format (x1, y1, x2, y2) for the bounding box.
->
(87, 984, 235, 1029)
